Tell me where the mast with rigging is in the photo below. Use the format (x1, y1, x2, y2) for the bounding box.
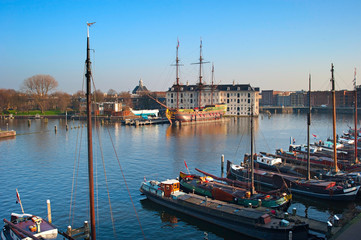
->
(211, 63, 214, 105)
(331, 63, 339, 172)
(174, 39, 181, 110)
(192, 39, 209, 108)
(354, 68, 358, 164)
(86, 22, 96, 240)
(307, 74, 311, 180)
(250, 103, 255, 195)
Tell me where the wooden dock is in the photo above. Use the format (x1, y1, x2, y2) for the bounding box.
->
(0, 130, 16, 138)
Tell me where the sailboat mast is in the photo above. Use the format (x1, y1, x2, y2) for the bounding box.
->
(307, 74, 311, 180)
(199, 40, 203, 108)
(176, 40, 180, 110)
(331, 63, 339, 172)
(211, 63, 214, 105)
(354, 68, 358, 164)
(250, 103, 255, 195)
(86, 22, 96, 240)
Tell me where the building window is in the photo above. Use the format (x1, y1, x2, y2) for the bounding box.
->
(237, 99, 240, 103)
(180, 93, 183, 98)
(190, 94, 193, 98)
(171, 99, 173, 103)
(190, 99, 193, 103)
(227, 93, 230, 98)
(227, 99, 230, 103)
(171, 93, 173, 98)
(237, 93, 240, 98)
(248, 93, 250, 98)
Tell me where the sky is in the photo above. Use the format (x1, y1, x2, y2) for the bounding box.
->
(1, 0, 361, 94)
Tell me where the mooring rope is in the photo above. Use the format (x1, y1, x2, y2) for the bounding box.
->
(106, 127, 147, 240)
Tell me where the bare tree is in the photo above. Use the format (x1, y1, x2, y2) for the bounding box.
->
(49, 91, 71, 112)
(118, 91, 133, 108)
(107, 89, 117, 97)
(93, 89, 104, 102)
(22, 74, 58, 113)
(70, 90, 85, 112)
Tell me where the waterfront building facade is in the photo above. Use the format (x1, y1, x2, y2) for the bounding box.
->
(166, 83, 260, 116)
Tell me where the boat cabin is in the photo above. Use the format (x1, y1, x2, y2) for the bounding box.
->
(160, 179, 180, 197)
(256, 154, 282, 166)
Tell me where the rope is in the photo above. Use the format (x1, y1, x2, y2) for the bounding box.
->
(106, 127, 147, 240)
(69, 63, 86, 226)
(69, 124, 83, 226)
(95, 123, 117, 238)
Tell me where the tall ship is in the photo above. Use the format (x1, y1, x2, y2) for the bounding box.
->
(165, 40, 227, 125)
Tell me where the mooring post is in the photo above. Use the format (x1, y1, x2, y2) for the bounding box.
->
(28, 119, 31, 127)
(54, 126, 57, 133)
(67, 226, 72, 236)
(221, 154, 224, 173)
(47, 199, 52, 223)
(66, 124, 69, 131)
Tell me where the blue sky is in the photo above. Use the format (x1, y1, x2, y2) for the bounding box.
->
(1, 0, 361, 94)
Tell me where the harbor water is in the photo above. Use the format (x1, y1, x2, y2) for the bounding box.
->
(1, 113, 360, 239)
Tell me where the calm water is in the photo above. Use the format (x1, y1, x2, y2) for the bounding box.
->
(1, 113, 360, 239)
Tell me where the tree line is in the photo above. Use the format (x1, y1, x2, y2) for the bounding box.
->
(0, 74, 135, 114)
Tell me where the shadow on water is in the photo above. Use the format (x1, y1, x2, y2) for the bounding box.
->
(140, 198, 256, 240)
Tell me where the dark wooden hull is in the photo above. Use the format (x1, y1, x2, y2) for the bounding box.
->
(140, 187, 308, 240)
(227, 161, 360, 201)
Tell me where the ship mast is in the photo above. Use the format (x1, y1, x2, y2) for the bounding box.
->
(86, 22, 96, 240)
(250, 103, 255, 195)
(211, 63, 214, 105)
(307, 74, 311, 180)
(192, 39, 209, 108)
(354, 68, 358, 164)
(175, 39, 180, 110)
(331, 63, 339, 172)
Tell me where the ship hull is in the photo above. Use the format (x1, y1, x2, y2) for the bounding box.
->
(167, 104, 227, 124)
(140, 185, 308, 240)
(227, 161, 360, 201)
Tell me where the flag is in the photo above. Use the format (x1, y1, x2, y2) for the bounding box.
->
(177, 38, 179, 48)
(312, 134, 317, 138)
(144, 176, 146, 182)
(16, 189, 21, 204)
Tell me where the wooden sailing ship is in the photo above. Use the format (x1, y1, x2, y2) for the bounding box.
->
(165, 40, 227, 124)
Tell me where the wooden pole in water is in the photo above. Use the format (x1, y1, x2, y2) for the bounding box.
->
(221, 154, 224, 172)
(47, 200, 52, 223)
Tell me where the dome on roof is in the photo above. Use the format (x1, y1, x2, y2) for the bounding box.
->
(132, 78, 149, 94)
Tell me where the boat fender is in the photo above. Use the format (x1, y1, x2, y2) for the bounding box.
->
(29, 225, 37, 232)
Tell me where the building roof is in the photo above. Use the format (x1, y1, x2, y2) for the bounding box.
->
(167, 83, 259, 92)
(132, 79, 148, 94)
